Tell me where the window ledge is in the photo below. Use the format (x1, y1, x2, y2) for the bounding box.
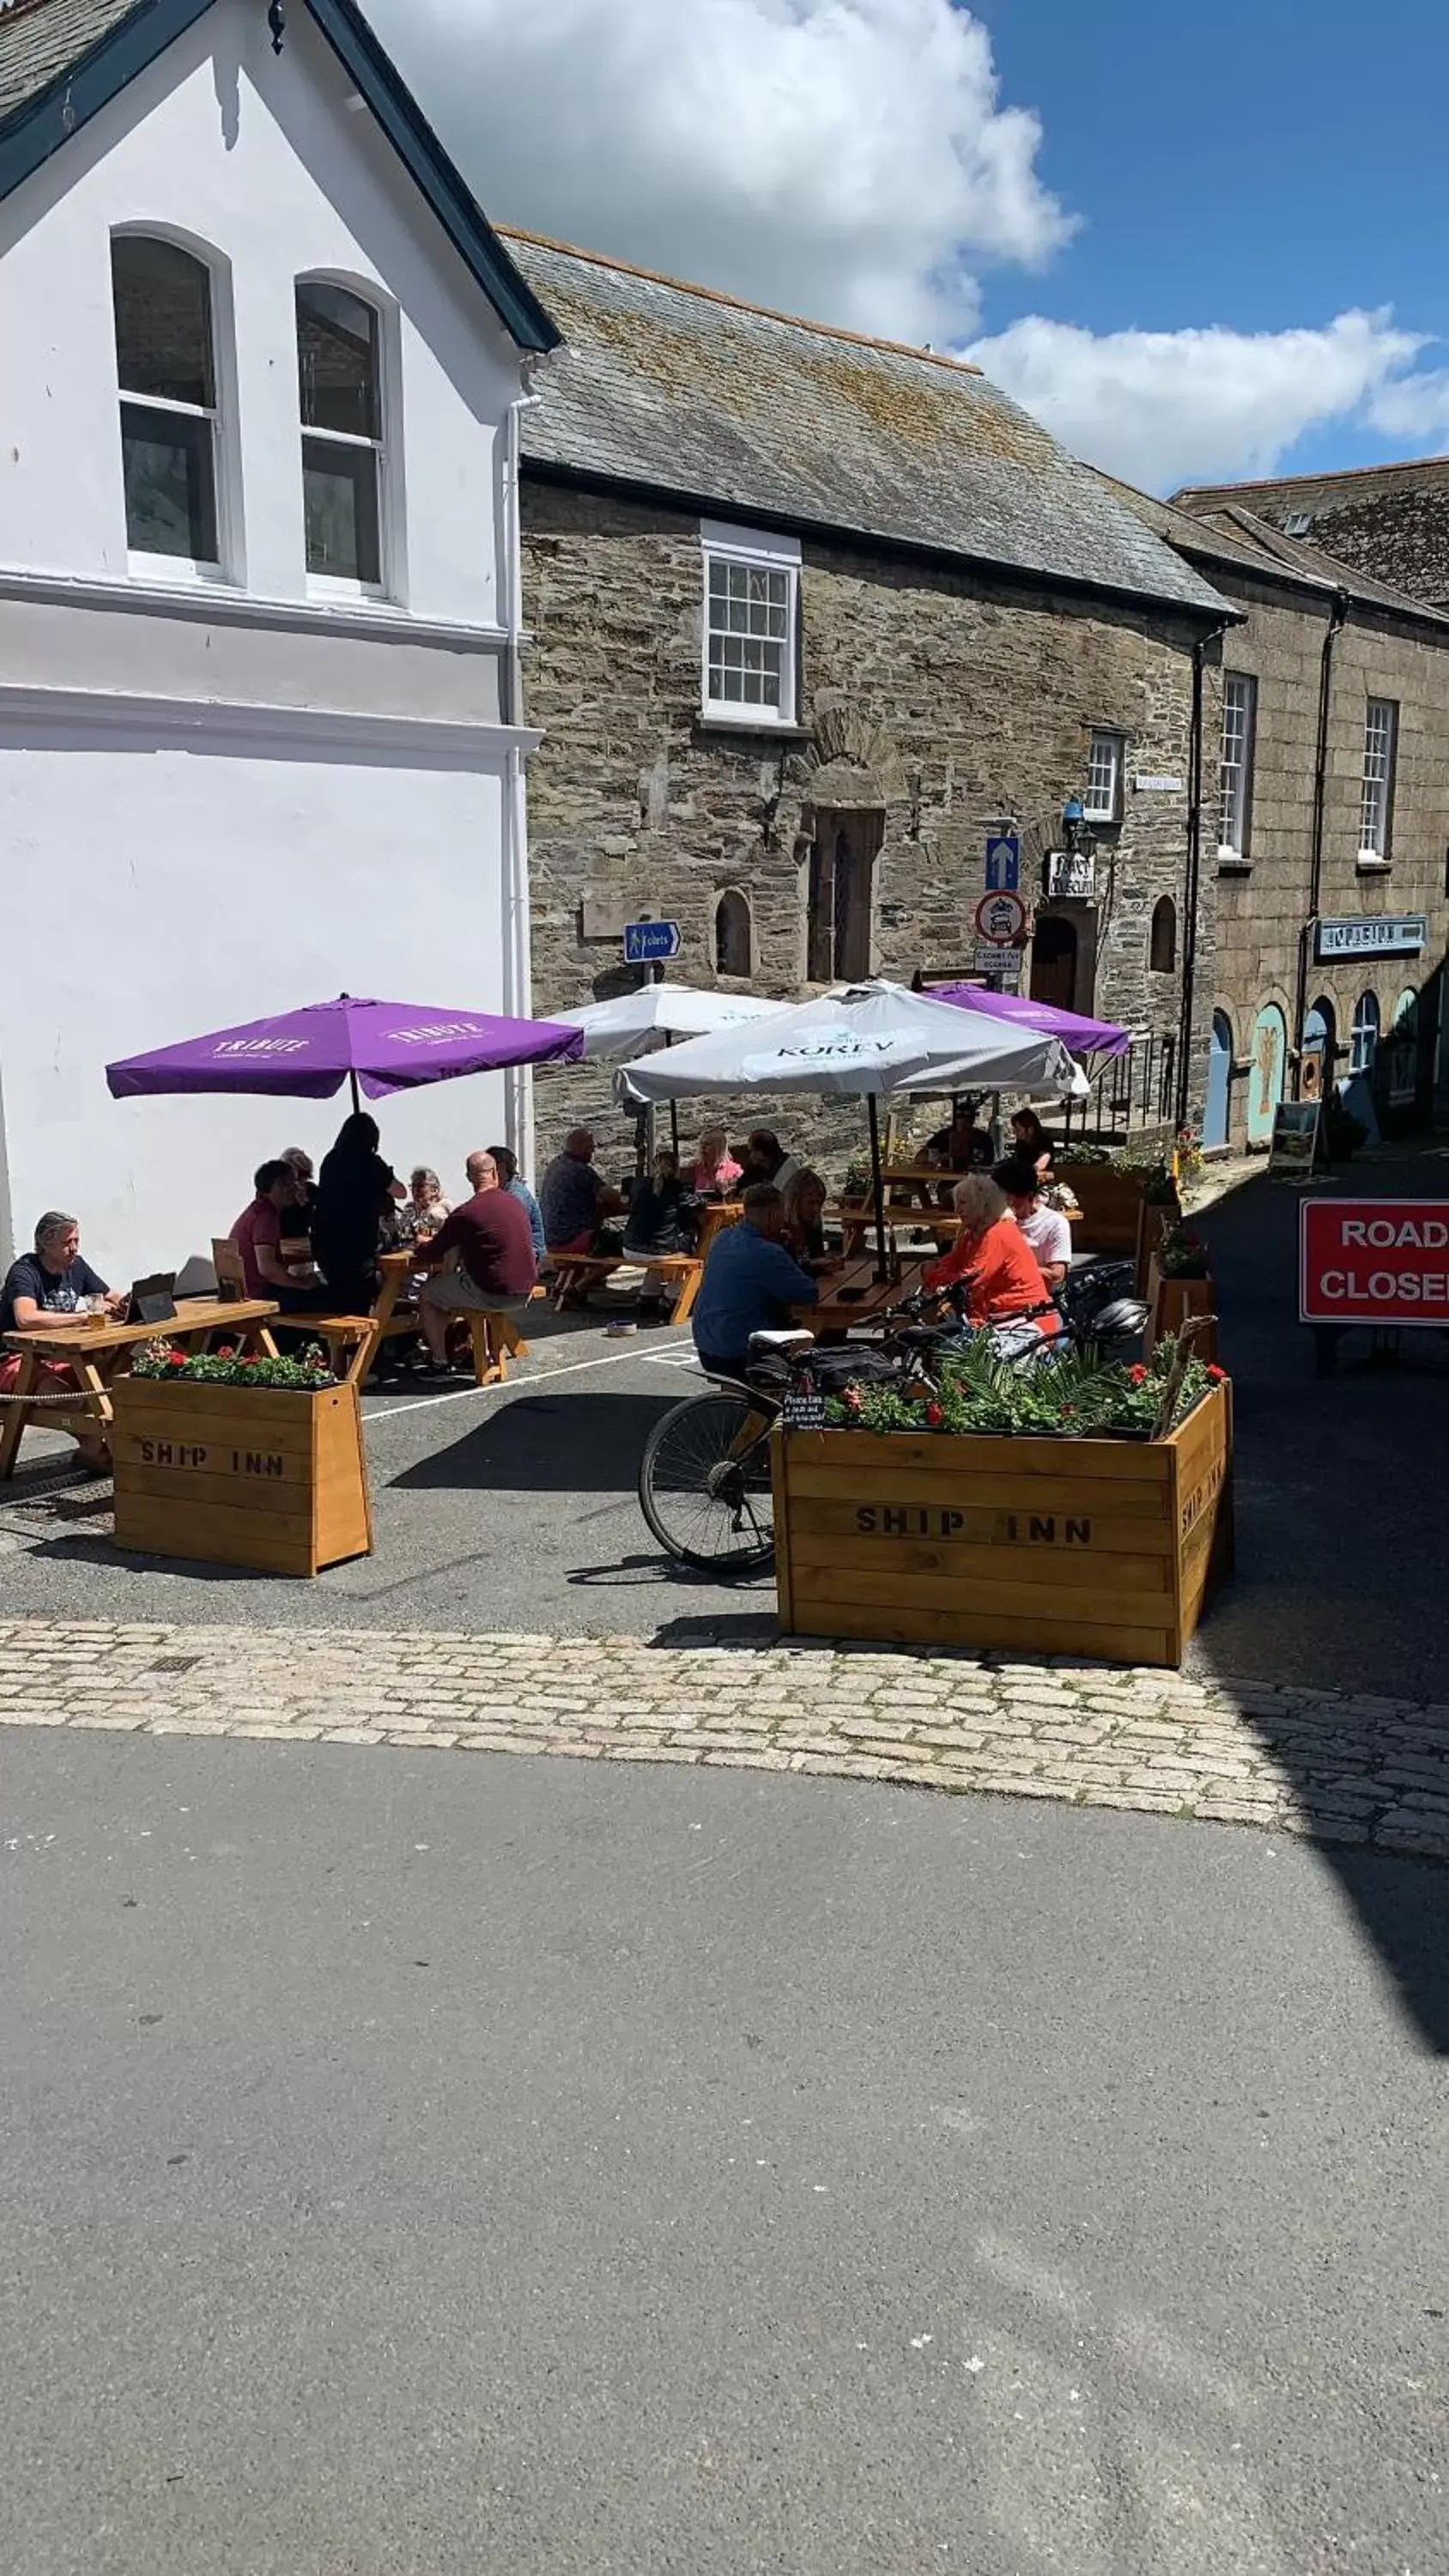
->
(1216, 850, 1252, 873)
(697, 713, 811, 740)
(1355, 854, 1392, 873)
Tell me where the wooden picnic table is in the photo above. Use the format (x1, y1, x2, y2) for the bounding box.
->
(792, 1255, 931, 1338)
(0, 1297, 280, 1477)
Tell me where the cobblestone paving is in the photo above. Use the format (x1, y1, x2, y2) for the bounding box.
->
(3, 1618, 1447, 1860)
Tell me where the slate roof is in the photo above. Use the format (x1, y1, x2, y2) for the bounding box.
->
(0, 0, 558, 350)
(1099, 470, 1449, 632)
(501, 228, 1231, 619)
(0, 0, 140, 121)
(1174, 455, 1449, 519)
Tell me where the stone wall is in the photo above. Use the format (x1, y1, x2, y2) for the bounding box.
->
(1203, 572, 1449, 1145)
(520, 478, 1209, 1182)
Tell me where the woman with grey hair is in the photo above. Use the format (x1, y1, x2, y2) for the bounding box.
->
(398, 1166, 451, 1242)
(922, 1171, 1060, 1348)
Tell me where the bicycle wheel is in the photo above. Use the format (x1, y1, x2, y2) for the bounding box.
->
(639, 1390, 777, 1572)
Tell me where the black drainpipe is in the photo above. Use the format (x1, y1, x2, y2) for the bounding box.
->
(1175, 622, 1232, 1133)
(1292, 586, 1351, 1092)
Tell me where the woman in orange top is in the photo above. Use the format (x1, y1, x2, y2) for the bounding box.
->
(923, 1173, 1060, 1340)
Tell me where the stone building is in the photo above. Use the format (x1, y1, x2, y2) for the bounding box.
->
(1111, 483, 1449, 1147)
(1175, 458, 1449, 614)
(501, 228, 1234, 1163)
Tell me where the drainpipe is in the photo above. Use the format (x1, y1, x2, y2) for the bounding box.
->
(1292, 585, 1351, 1092)
(500, 370, 544, 1168)
(1175, 621, 1233, 1133)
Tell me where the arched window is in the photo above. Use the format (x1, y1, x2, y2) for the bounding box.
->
(112, 234, 219, 566)
(1149, 896, 1177, 974)
(715, 889, 753, 976)
(1349, 989, 1380, 1076)
(296, 279, 384, 586)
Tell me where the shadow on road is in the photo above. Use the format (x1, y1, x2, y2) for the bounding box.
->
(1191, 1152, 1449, 2050)
(390, 1391, 681, 1494)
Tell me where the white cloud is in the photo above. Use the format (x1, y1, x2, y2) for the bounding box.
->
(967, 308, 1449, 493)
(367, 0, 1073, 342)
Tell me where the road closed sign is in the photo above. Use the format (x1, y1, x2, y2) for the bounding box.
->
(1300, 1198, 1449, 1326)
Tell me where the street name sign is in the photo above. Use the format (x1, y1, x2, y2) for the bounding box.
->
(623, 920, 682, 965)
(1300, 1198, 1449, 1325)
(1314, 914, 1426, 962)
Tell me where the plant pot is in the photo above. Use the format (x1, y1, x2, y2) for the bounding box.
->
(1143, 1261, 1218, 1364)
(112, 1376, 372, 1576)
(1135, 1196, 1183, 1291)
(772, 1382, 1233, 1668)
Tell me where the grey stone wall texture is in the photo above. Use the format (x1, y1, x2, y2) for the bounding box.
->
(1200, 568, 1449, 1146)
(521, 480, 1208, 1177)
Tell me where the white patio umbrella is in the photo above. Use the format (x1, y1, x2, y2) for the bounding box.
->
(619, 980, 1088, 1274)
(553, 981, 785, 1060)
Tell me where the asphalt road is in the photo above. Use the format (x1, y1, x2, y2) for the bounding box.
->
(3, 1731, 1445, 2576)
(4, 1149, 1449, 1695)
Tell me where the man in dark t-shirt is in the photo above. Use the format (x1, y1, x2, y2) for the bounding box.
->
(0, 1211, 121, 1468)
(411, 1150, 537, 1368)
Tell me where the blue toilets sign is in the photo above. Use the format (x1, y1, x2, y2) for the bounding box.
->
(623, 920, 682, 965)
(985, 833, 1020, 892)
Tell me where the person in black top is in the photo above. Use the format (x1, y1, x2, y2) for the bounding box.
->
(623, 1149, 702, 1258)
(0, 1211, 123, 1468)
(312, 1111, 404, 1312)
(925, 1103, 996, 1170)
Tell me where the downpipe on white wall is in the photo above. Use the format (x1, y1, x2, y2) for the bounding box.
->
(501, 380, 544, 1178)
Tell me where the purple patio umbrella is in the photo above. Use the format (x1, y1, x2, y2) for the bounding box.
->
(106, 993, 585, 1109)
(925, 982, 1131, 1060)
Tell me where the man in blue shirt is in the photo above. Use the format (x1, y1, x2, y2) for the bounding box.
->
(489, 1145, 545, 1262)
(692, 1183, 817, 1378)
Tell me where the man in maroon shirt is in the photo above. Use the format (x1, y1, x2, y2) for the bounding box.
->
(411, 1150, 536, 1367)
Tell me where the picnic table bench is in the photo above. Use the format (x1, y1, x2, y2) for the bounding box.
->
(0, 1297, 281, 1477)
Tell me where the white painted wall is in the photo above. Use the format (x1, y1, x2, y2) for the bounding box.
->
(0, 0, 521, 626)
(0, 713, 515, 1281)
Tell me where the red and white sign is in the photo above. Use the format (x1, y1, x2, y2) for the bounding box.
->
(973, 889, 1028, 945)
(1300, 1199, 1449, 1326)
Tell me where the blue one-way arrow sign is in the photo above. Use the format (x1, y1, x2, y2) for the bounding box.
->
(985, 833, 1020, 891)
(623, 920, 682, 965)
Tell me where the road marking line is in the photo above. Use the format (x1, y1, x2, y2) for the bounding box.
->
(364, 1340, 679, 1424)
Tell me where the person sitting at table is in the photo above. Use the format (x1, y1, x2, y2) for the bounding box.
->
(992, 1156, 1071, 1291)
(742, 1129, 801, 1194)
(923, 1172, 1059, 1346)
(0, 1212, 123, 1469)
(623, 1147, 702, 1261)
(489, 1145, 546, 1262)
(691, 1182, 818, 1381)
(925, 1102, 996, 1172)
(1009, 1107, 1055, 1178)
(279, 1145, 318, 1229)
(539, 1127, 626, 1255)
(230, 1162, 331, 1312)
(410, 1150, 537, 1370)
(312, 1112, 405, 1314)
(398, 1167, 452, 1242)
(692, 1127, 743, 1199)
(781, 1167, 836, 1272)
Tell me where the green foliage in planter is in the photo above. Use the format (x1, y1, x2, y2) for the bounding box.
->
(821, 1335, 1223, 1440)
(130, 1339, 337, 1390)
(1053, 1142, 1116, 1169)
(1155, 1224, 1210, 1280)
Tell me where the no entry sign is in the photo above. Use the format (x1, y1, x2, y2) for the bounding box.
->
(1300, 1198, 1449, 1326)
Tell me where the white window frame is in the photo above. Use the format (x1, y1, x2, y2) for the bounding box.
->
(1217, 671, 1257, 864)
(1359, 697, 1397, 864)
(1083, 728, 1125, 823)
(1349, 988, 1380, 1075)
(296, 276, 390, 603)
(112, 230, 232, 588)
(700, 520, 800, 726)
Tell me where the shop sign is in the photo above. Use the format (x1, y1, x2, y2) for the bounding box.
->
(1313, 914, 1426, 962)
(1300, 1198, 1449, 1325)
(1043, 850, 1095, 900)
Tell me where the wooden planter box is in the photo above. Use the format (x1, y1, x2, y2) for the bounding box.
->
(112, 1377, 373, 1577)
(772, 1382, 1232, 1668)
(1143, 1262, 1218, 1364)
(1135, 1195, 1182, 1292)
(1056, 1162, 1147, 1255)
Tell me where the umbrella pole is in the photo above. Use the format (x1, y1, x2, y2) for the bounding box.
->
(867, 1093, 889, 1283)
(349, 1068, 361, 1116)
(669, 1099, 680, 1156)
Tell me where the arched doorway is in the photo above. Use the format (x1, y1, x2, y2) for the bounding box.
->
(1301, 998, 1335, 1103)
(1149, 896, 1177, 974)
(714, 889, 752, 977)
(1203, 1010, 1233, 1149)
(1030, 914, 1077, 1010)
(1247, 1002, 1287, 1146)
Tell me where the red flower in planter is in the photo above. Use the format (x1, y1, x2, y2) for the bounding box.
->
(1206, 1363, 1227, 1382)
(925, 1400, 943, 1428)
(1128, 1363, 1148, 1385)
(217, 1346, 235, 1360)
(844, 1385, 863, 1414)
(166, 1349, 186, 1368)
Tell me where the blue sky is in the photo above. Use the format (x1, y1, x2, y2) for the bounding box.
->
(377, 0, 1449, 493)
(977, 0, 1449, 477)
